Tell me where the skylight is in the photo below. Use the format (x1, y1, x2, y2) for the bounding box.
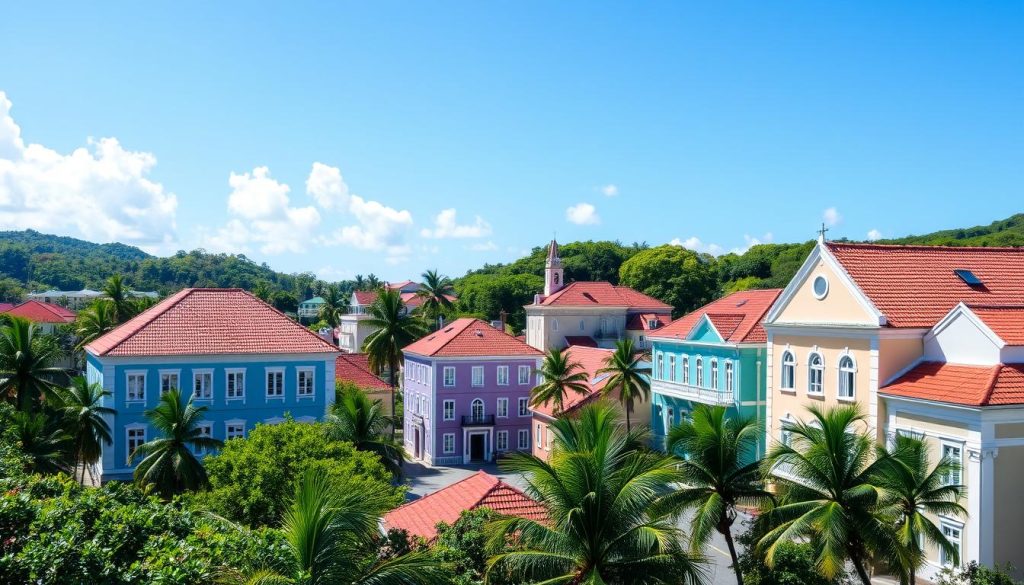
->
(954, 269, 983, 285)
(736, 299, 748, 307)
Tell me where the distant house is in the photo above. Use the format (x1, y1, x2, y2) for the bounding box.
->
(336, 352, 393, 415)
(338, 281, 455, 353)
(382, 470, 545, 541)
(524, 240, 672, 351)
(297, 296, 325, 321)
(2, 300, 77, 334)
(85, 288, 340, 482)
(402, 318, 542, 466)
(27, 288, 158, 310)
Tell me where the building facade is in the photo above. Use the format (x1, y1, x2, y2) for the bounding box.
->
(85, 288, 339, 482)
(338, 281, 453, 353)
(297, 296, 325, 320)
(648, 289, 780, 457)
(28, 288, 158, 310)
(401, 318, 541, 466)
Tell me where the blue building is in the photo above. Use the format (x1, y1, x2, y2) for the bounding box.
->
(648, 289, 781, 459)
(85, 288, 340, 482)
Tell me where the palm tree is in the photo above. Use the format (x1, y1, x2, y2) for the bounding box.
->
(665, 405, 773, 585)
(365, 274, 382, 289)
(487, 403, 706, 585)
(51, 376, 114, 485)
(876, 435, 967, 585)
(416, 269, 455, 330)
(103, 275, 134, 323)
(232, 468, 447, 585)
(362, 288, 427, 438)
(329, 387, 404, 477)
(318, 284, 349, 328)
(0, 316, 65, 412)
(597, 338, 651, 432)
(130, 389, 223, 498)
(75, 301, 117, 350)
(528, 348, 590, 415)
(353, 274, 367, 290)
(9, 410, 71, 474)
(759, 405, 899, 585)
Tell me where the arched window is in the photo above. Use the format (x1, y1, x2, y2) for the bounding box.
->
(808, 353, 824, 395)
(710, 359, 719, 389)
(839, 355, 856, 399)
(681, 356, 690, 385)
(471, 399, 485, 421)
(696, 358, 704, 388)
(553, 273, 560, 285)
(657, 353, 664, 380)
(668, 355, 676, 382)
(781, 351, 795, 390)
(725, 361, 734, 393)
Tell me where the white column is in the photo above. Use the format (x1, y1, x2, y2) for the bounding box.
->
(965, 438, 984, 565)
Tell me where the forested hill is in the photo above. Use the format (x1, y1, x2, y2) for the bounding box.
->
(879, 213, 1024, 247)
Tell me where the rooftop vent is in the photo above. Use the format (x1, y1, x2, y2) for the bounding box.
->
(474, 329, 484, 337)
(954, 269, 983, 286)
(736, 299, 748, 307)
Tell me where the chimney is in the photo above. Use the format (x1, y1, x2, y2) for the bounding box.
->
(499, 309, 508, 331)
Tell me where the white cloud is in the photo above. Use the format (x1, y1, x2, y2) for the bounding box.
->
(731, 232, 774, 254)
(601, 184, 619, 197)
(468, 240, 498, 251)
(0, 91, 178, 249)
(670, 236, 724, 256)
(420, 208, 492, 239)
(305, 162, 350, 210)
(323, 194, 413, 250)
(823, 207, 842, 227)
(566, 202, 600, 225)
(867, 229, 882, 241)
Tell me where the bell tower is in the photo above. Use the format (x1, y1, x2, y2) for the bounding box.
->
(544, 239, 564, 296)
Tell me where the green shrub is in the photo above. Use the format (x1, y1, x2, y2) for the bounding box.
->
(736, 519, 842, 585)
(937, 562, 1022, 585)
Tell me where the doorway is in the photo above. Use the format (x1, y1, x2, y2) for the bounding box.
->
(469, 434, 485, 462)
(413, 428, 422, 460)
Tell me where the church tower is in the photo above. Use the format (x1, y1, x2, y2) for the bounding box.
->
(544, 239, 564, 296)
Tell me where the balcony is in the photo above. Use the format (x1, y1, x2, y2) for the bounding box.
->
(650, 379, 735, 406)
(461, 414, 495, 426)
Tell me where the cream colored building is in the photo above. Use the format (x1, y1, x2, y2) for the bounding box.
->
(764, 238, 1024, 579)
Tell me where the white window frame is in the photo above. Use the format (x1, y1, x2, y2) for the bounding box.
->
(497, 397, 509, 418)
(518, 365, 531, 385)
(551, 319, 558, 332)
(496, 430, 509, 451)
(497, 365, 509, 386)
(940, 440, 963, 486)
(725, 361, 735, 393)
(225, 419, 246, 440)
(297, 367, 316, 398)
(657, 353, 664, 380)
(159, 369, 180, 396)
(125, 424, 146, 464)
(192, 369, 213, 401)
(668, 355, 676, 381)
(779, 415, 795, 448)
(443, 433, 455, 454)
(807, 352, 824, 395)
(443, 399, 455, 421)
(545, 425, 552, 450)
(471, 366, 484, 387)
(265, 367, 285, 400)
(518, 429, 529, 450)
(196, 422, 213, 455)
(682, 355, 689, 385)
(518, 397, 530, 417)
(696, 358, 704, 388)
(940, 521, 963, 567)
(838, 354, 856, 400)
(536, 423, 542, 445)
(226, 368, 246, 401)
(710, 358, 719, 389)
(780, 350, 796, 391)
(471, 398, 485, 419)
(443, 366, 456, 387)
(126, 370, 147, 403)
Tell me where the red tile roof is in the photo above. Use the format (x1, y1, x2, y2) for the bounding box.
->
(0, 303, 15, 313)
(564, 335, 599, 348)
(353, 290, 455, 309)
(827, 243, 1024, 329)
(86, 288, 340, 357)
(382, 471, 546, 541)
(387, 280, 417, 290)
(403, 318, 542, 358)
(354, 291, 378, 306)
(336, 353, 391, 390)
(967, 305, 1024, 346)
(625, 313, 671, 331)
(882, 361, 1024, 406)
(652, 289, 782, 344)
(3, 300, 77, 323)
(531, 345, 616, 418)
(535, 282, 671, 310)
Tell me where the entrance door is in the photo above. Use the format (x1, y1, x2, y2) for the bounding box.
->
(469, 434, 485, 462)
(414, 428, 421, 459)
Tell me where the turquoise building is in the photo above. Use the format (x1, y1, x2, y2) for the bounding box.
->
(85, 288, 340, 482)
(648, 289, 781, 459)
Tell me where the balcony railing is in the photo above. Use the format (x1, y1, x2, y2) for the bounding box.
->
(650, 379, 735, 406)
(461, 414, 495, 426)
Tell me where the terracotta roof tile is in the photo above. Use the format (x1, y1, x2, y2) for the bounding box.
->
(626, 313, 672, 331)
(382, 471, 546, 540)
(967, 305, 1024, 345)
(536, 282, 671, 310)
(86, 288, 340, 357)
(827, 243, 1024, 328)
(403, 318, 542, 358)
(3, 300, 77, 323)
(652, 289, 782, 344)
(336, 353, 391, 390)
(531, 345, 617, 417)
(882, 361, 1024, 406)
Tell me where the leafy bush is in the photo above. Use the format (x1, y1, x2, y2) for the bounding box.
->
(937, 562, 1022, 585)
(191, 419, 403, 527)
(431, 508, 522, 585)
(736, 519, 843, 585)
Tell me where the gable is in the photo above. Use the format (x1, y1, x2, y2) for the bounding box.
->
(769, 244, 882, 327)
(924, 304, 1003, 366)
(687, 317, 723, 343)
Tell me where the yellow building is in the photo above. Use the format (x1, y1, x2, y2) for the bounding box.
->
(764, 238, 1024, 579)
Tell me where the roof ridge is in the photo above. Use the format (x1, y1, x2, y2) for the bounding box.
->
(828, 241, 1024, 252)
(90, 288, 195, 355)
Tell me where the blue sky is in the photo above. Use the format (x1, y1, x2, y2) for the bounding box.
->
(0, 2, 1021, 281)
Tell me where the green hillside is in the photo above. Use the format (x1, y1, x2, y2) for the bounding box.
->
(879, 213, 1024, 247)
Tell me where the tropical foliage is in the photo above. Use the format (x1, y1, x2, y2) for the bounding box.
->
(0, 316, 64, 411)
(74, 300, 117, 350)
(318, 283, 349, 328)
(6, 409, 71, 475)
(50, 376, 114, 485)
(329, 386, 404, 477)
(417, 269, 456, 329)
(528, 348, 589, 415)
(597, 338, 651, 431)
(362, 287, 428, 431)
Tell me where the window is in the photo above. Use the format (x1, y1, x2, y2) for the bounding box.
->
(471, 398, 485, 420)
(725, 361, 734, 393)
(696, 358, 704, 388)
(518, 365, 531, 385)
(443, 399, 455, 421)
(497, 397, 509, 418)
(496, 430, 509, 451)
(579, 319, 585, 331)
(297, 368, 315, 397)
(682, 356, 689, 384)
(497, 366, 509, 386)
(226, 421, 246, 440)
(518, 429, 530, 450)
(126, 372, 146, 402)
(196, 423, 213, 455)
(443, 366, 456, 387)
(941, 442, 963, 485)
(443, 433, 455, 454)
(552, 319, 558, 332)
(781, 425, 792, 448)
(838, 356, 855, 399)
(536, 423, 542, 445)
(781, 351, 795, 390)
(266, 369, 284, 398)
(808, 353, 824, 395)
(193, 370, 213, 400)
(941, 523, 962, 566)
(226, 369, 246, 400)
(710, 359, 719, 389)
(160, 371, 179, 395)
(545, 425, 552, 449)
(668, 355, 676, 381)
(126, 426, 146, 463)
(657, 353, 664, 380)
(471, 366, 484, 387)
(665, 407, 674, 433)
(518, 397, 530, 417)
(812, 275, 829, 299)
